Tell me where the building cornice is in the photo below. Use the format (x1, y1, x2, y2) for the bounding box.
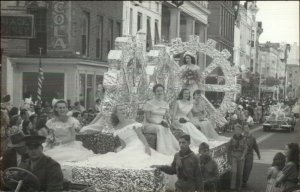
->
(9, 57, 109, 68)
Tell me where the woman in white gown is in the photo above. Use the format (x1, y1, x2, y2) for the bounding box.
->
(190, 90, 229, 141)
(44, 100, 95, 163)
(180, 52, 201, 97)
(143, 84, 179, 155)
(171, 88, 209, 147)
(64, 104, 173, 169)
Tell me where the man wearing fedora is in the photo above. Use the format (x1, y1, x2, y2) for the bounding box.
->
(19, 135, 64, 191)
(1, 130, 29, 191)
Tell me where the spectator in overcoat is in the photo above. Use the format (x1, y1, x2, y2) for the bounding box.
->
(242, 124, 260, 187)
(228, 124, 248, 191)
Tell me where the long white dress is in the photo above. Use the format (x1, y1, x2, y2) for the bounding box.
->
(190, 106, 229, 141)
(180, 64, 200, 96)
(63, 122, 173, 169)
(143, 100, 179, 155)
(173, 100, 209, 147)
(44, 117, 95, 163)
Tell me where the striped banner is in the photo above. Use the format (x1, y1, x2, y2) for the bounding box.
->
(37, 48, 44, 102)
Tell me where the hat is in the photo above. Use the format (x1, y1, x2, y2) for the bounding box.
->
(23, 135, 46, 148)
(183, 51, 196, 59)
(7, 132, 26, 148)
(238, 105, 243, 109)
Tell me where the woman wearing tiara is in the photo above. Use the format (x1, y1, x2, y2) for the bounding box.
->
(191, 90, 229, 141)
(171, 88, 209, 147)
(64, 104, 173, 169)
(143, 84, 179, 155)
(43, 100, 95, 163)
(180, 51, 201, 97)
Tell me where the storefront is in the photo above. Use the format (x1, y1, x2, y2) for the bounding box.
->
(7, 57, 108, 108)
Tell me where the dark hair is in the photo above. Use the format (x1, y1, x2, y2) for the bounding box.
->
(74, 101, 80, 106)
(29, 114, 37, 123)
(199, 142, 209, 150)
(20, 109, 28, 118)
(193, 90, 202, 98)
(96, 98, 101, 103)
(152, 84, 165, 93)
(180, 134, 191, 142)
(22, 120, 31, 134)
(177, 88, 190, 100)
(53, 100, 67, 116)
(272, 152, 286, 171)
(286, 143, 299, 169)
(9, 107, 19, 118)
(183, 54, 196, 64)
(110, 107, 120, 127)
(2, 94, 11, 102)
(36, 117, 47, 131)
(72, 111, 81, 118)
(10, 115, 21, 126)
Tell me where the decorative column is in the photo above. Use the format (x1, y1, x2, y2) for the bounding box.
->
(169, 8, 181, 40)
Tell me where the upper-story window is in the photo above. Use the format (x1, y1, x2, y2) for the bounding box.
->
(96, 15, 103, 59)
(28, 7, 47, 55)
(137, 12, 143, 31)
(154, 19, 160, 44)
(81, 11, 90, 57)
(156, 2, 159, 12)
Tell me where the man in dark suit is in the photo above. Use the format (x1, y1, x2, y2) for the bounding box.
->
(19, 135, 64, 191)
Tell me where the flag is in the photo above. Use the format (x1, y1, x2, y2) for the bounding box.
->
(37, 48, 44, 102)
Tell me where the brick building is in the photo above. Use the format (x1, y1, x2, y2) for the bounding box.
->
(1, 1, 123, 108)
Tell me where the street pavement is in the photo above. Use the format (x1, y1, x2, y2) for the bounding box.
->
(220, 119, 300, 192)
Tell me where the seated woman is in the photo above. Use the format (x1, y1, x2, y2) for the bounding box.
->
(44, 100, 95, 163)
(64, 104, 173, 169)
(191, 90, 229, 141)
(171, 88, 209, 147)
(143, 84, 179, 155)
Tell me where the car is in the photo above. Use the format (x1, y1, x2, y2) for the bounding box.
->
(263, 117, 295, 132)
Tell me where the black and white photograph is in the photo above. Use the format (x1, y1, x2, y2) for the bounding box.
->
(0, 1, 299, 192)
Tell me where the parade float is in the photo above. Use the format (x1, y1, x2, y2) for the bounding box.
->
(263, 103, 296, 132)
(59, 33, 240, 192)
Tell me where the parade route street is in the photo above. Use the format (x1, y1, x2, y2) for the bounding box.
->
(221, 119, 300, 192)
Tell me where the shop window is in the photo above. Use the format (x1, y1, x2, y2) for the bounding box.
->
(80, 73, 104, 109)
(23, 72, 64, 103)
(28, 7, 47, 55)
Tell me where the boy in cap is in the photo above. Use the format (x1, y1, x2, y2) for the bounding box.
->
(19, 135, 64, 191)
(151, 135, 203, 192)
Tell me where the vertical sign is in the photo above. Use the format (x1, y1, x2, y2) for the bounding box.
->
(52, 1, 68, 49)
